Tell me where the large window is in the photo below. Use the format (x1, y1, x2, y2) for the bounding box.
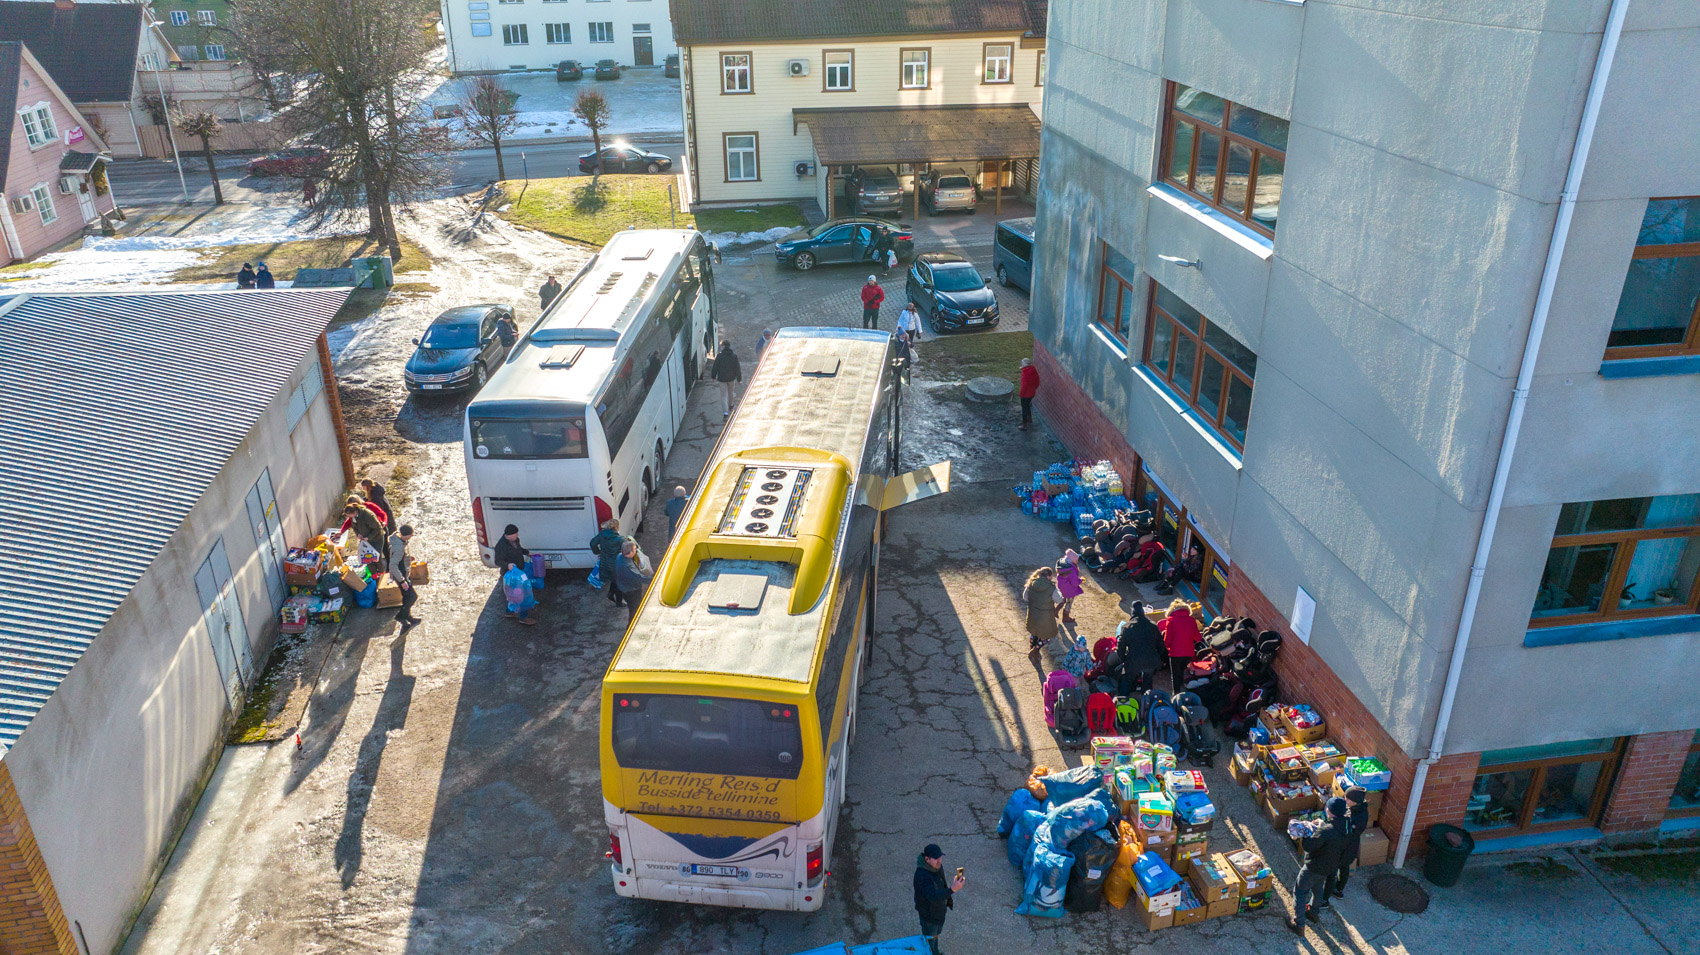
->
(823, 50, 852, 91)
(169, 9, 188, 25)
(1161, 82, 1287, 236)
(502, 24, 528, 44)
(1095, 242, 1136, 342)
(19, 105, 55, 148)
(196, 9, 216, 25)
(1464, 738, 1623, 838)
(588, 21, 613, 42)
(900, 48, 929, 89)
(1530, 494, 1700, 626)
(1671, 731, 1700, 819)
(545, 23, 569, 43)
(982, 43, 1011, 83)
(204, 44, 226, 60)
(1144, 283, 1257, 449)
(724, 133, 758, 182)
(1606, 197, 1700, 359)
(721, 52, 751, 93)
(30, 183, 55, 226)
(611, 694, 805, 780)
(1132, 464, 1230, 623)
(468, 417, 588, 459)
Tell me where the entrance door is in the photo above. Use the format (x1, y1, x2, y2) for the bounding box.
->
(194, 539, 252, 706)
(72, 176, 97, 223)
(245, 468, 288, 605)
(633, 36, 654, 66)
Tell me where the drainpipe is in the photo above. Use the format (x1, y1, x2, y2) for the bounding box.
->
(318, 332, 357, 489)
(1393, 0, 1629, 869)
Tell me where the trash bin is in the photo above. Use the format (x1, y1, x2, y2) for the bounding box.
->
(363, 255, 394, 288)
(1423, 824, 1474, 887)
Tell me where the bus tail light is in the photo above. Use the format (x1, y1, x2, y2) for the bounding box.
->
(607, 831, 623, 866)
(472, 497, 488, 547)
(595, 496, 614, 525)
(806, 842, 823, 886)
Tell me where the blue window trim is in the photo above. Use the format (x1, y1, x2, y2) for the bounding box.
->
(1132, 363, 1244, 467)
(1090, 321, 1127, 358)
(1598, 355, 1700, 379)
(1146, 182, 1274, 261)
(1524, 613, 1700, 648)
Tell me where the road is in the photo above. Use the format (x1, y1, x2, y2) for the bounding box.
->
(106, 139, 687, 205)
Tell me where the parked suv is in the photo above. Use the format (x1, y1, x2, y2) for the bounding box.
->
(403, 305, 516, 396)
(918, 168, 977, 215)
(663, 54, 680, 78)
(993, 216, 1035, 291)
(906, 253, 999, 332)
(844, 166, 903, 215)
(555, 60, 584, 81)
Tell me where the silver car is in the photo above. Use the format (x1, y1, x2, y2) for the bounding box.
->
(920, 169, 977, 215)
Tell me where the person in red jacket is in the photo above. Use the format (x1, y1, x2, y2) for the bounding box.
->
(1018, 357, 1040, 430)
(1157, 599, 1202, 692)
(860, 275, 885, 329)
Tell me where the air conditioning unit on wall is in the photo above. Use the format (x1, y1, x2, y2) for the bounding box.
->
(795, 161, 815, 177)
(787, 58, 809, 77)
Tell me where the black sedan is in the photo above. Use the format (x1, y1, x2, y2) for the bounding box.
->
(905, 253, 999, 332)
(663, 54, 680, 78)
(594, 59, 622, 80)
(404, 305, 516, 395)
(555, 60, 583, 81)
(578, 145, 673, 174)
(773, 217, 915, 272)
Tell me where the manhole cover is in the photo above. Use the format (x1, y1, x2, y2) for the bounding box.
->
(1369, 873, 1429, 914)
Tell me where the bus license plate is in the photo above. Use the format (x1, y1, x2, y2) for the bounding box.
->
(690, 864, 739, 877)
(967, 318, 985, 325)
(423, 384, 442, 390)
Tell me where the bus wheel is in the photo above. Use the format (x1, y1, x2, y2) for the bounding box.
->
(654, 440, 666, 475)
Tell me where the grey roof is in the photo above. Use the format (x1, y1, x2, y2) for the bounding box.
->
(0, 289, 352, 752)
(0, 43, 19, 191)
(0, 1, 142, 102)
(59, 150, 102, 173)
(672, 0, 1046, 43)
(795, 104, 1042, 165)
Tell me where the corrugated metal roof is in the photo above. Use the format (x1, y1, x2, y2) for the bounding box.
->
(0, 288, 352, 753)
(795, 104, 1042, 165)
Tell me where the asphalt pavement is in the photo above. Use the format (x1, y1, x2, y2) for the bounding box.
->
(106, 139, 687, 206)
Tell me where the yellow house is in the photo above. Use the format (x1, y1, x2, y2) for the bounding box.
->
(675, 0, 1048, 216)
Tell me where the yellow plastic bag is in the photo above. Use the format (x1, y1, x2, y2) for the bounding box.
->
(1102, 821, 1138, 909)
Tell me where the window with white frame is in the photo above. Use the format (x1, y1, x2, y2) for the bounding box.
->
(169, 9, 188, 25)
(900, 48, 928, 89)
(19, 105, 56, 147)
(588, 21, 613, 42)
(721, 52, 750, 93)
(546, 23, 569, 43)
(204, 44, 226, 60)
(724, 133, 757, 181)
(138, 52, 161, 71)
(632, 22, 650, 33)
(197, 9, 216, 25)
(31, 184, 56, 225)
(503, 24, 529, 44)
(983, 43, 1012, 83)
(1037, 50, 1047, 86)
(824, 50, 852, 91)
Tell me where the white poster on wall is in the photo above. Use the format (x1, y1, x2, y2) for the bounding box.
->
(1291, 586, 1315, 645)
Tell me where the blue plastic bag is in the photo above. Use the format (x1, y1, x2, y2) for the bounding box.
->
(1015, 844, 1073, 918)
(1044, 794, 1112, 849)
(1037, 765, 1102, 805)
(587, 564, 602, 590)
(1008, 808, 1044, 870)
(998, 788, 1043, 837)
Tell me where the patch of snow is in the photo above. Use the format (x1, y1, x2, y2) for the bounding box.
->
(0, 249, 206, 290)
(702, 226, 796, 248)
(83, 222, 355, 252)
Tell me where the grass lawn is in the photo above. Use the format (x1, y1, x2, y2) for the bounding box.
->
(694, 205, 806, 236)
(498, 174, 690, 246)
(169, 234, 432, 284)
(916, 329, 1033, 383)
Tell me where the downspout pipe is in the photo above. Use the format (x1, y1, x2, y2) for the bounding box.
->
(1393, 0, 1629, 869)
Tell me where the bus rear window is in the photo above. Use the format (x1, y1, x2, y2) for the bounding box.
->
(470, 418, 587, 459)
(612, 695, 804, 780)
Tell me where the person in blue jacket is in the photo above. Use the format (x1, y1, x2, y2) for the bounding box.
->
(913, 843, 965, 955)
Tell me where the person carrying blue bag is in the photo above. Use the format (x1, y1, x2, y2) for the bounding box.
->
(502, 563, 538, 626)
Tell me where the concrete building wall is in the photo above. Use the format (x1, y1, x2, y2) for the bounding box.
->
(684, 35, 1045, 205)
(3, 347, 345, 955)
(443, 0, 677, 74)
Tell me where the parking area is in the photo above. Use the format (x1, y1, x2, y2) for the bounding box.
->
(425, 67, 684, 142)
(120, 208, 1699, 955)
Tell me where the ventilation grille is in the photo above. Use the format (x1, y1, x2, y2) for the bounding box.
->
(717, 466, 812, 538)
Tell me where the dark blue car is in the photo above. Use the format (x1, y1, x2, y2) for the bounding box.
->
(905, 253, 999, 332)
(404, 305, 516, 396)
(773, 217, 915, 272)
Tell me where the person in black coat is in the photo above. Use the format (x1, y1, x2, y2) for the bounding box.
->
(493, 524, 530, 580)
(913, 844, 964, 955)
(255, 262, 276, 288)
(237, 263, 256, 289)
(711, 339, 742, 420)
(1331, 787, 1372, 898)
(1288, 798, 1350, 934)
(1115, 601, 1164, 689)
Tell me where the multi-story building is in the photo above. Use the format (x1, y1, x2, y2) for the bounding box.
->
(1031, 0, 1700, 860)
(674, 0, 1048, 211)
(441, 0, 677, 74)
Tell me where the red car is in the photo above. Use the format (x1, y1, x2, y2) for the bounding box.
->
(246, 146, 330, 178)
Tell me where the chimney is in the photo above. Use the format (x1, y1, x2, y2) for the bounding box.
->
(53, 0, 74, 11)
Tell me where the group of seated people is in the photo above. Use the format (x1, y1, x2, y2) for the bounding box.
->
(1078, 513, 1206, 595)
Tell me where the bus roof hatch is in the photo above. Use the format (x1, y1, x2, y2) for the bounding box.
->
(538, 344, 585, 368)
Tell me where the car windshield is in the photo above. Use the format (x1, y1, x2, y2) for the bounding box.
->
(420, 323, 479, 349)
(932, 266, 984, 292)
(938, 176, 973, 189)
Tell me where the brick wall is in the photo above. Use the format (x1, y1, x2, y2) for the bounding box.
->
(1029, 341, 1140, 484)
(1222, 563, 1478, 856)
(1601, 730, 1694, 833)
(0, 761, 76, 955)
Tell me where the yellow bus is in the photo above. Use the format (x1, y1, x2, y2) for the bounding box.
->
(599, 327, 948, 911)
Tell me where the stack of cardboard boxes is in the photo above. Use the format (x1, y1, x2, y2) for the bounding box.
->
(1231, 704, 1393, 868)
(1131, 848, 1273, 930)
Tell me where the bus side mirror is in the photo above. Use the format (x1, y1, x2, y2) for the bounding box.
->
(712, 243, 722, 265)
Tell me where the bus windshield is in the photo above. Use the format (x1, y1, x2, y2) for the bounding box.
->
(470, 417, 588, 459)
(612, 694, 804, 780)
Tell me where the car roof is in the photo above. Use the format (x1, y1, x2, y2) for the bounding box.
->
(997, 216, 1036, 238)
(821, 216, 905, 229)
(918, 252, 971, 267)
(433, 305, 496, 324)
(856, 167, 898, 177)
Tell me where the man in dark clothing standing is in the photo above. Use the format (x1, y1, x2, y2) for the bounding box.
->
(711, 340, 742, 419)
(860, 275, 885, 329)
(255, 263, 276, 289)
(1017, 357, 1039, 430)
(1115, 601, 1164, 691)
(1288, 798, 1350, 933)
(1331, 787, 1371, 899)
(237, 263, 256, 289)
(540, 275, 563, 311)
(589, 519, 628, 605)
(664, 486, 688, 536)
(913, 844, 964, 955)
(388, 525, 420, 630)
(493, 524, 529, 574)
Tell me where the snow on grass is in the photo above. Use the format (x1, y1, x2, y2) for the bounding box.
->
(702, 226, 797, 249)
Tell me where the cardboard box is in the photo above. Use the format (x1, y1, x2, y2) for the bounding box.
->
(1136, 843, 1175, 868)
(375, 578, 404, 608)
(1255, 708, 1288, 741)
(1224, 849, 1274, 897)
(1172, 894, 1207, 927)
(1268, 785, 1321, 816)
(1174, 839, 1207, 864)
(1186, 854, 1239, 904)
(1238, 890, 1272, 913)
(1136, 901, 1174, 931)
(1308, 756, 1347, 792)
(1280, 709, 1328, 743)
(409, 560, 430, 584)
(1206, 897, 1239, 919)
(1177, 818, 1213, 839)
(1230, 752, 1254, 787)
(1358, 827, 1390, 867)
(1137, 825, 1178, 850)
(1263, 745, 1309, 783)
(340, 567, 368, 593)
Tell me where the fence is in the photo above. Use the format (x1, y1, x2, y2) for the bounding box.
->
(135, 122, 288, 160)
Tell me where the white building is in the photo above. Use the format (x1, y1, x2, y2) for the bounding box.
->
(440, 0, 677, 73)
(0, 288, 354, 955)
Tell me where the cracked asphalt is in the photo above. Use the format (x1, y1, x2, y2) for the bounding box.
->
(120, 199, 1699, 955)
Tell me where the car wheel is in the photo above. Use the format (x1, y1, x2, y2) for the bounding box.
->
(646, 162, 661, 174)
(997, 265, 1010, 288)
(473, 362, 487, 390)
(794, 251, 816, 271)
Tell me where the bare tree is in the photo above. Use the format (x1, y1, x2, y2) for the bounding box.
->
(572, 90, 611, 173)
(458, 75, 521, 181)
(177, 111, 225, 205)
(222, 6, 303, 112)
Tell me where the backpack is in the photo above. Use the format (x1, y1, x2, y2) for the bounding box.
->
(1145, 700, 1183, 752)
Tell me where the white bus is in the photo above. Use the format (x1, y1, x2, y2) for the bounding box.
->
(464, 229, 718, 568)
